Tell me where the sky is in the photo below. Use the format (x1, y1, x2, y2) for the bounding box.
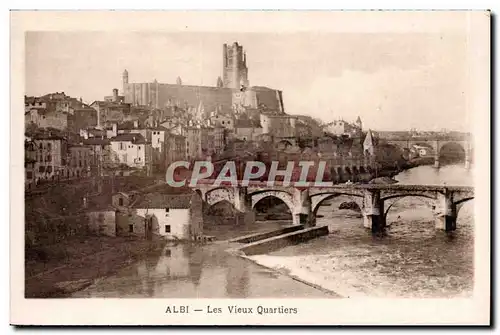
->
(25, 30, 471, 132)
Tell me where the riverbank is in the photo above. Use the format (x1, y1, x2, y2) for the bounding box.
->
(25, 236, 167, 298)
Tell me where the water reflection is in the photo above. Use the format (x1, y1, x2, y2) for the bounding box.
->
(395, 164, 473, 186)
(73, 241, 329, 298)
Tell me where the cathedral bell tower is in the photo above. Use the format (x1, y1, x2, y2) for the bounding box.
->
(222, 42, 249, 89)
(122, 69, 129, 94)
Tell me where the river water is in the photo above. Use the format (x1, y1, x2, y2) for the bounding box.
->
(73, 164, 474, 298)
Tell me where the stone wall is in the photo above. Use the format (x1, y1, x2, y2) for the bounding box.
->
(189, 193, 204, 239)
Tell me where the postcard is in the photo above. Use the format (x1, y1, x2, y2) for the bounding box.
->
(10, 10, 490, 326)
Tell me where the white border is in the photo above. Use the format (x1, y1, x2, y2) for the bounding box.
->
(5, 5, 494, 329)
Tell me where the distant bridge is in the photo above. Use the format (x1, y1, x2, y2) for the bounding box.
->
(194, 180, 474, 233)
(377, 132, 473, 168)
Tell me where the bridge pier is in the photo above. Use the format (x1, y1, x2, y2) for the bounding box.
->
(433, 154, 440, 169)
(293, 188, 314, 227)
(234, 186, 255, 225)
(464, 150, 472, 170)
(362, 190, 386, 233)
(435, 191, 457, 232)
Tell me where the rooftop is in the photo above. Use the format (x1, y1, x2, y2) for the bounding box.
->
(132, 193, 193, 209)
(82, 137, 111, 145)
(110, 133, 147, 144)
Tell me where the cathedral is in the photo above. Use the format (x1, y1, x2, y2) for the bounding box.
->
(121, 42, 285, 116)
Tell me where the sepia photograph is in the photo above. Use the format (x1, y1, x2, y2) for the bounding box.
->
(10, 10, 490, 325)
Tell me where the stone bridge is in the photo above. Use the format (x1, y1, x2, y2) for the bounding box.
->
(194, 182, 474, 233)
(382, 134, 473, 168)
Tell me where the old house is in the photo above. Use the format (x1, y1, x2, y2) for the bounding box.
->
(165, 133, 187, 169)
(90, 99, 131, 129)
(109, 133, 152, 175)
(32, 134, 68, 183)
(68, 144, 93, 179)
(25, 108, 69, 131)
(234, 118, 262, 142)
(324, 117, 363, 138)
(82, 137, 112, 175)
(130, 193, 203, 241)
(24, 138, 36, 189)
(150, 126, 170, 173)
(105, 191, 204, 241)
(25, 93, 96, 132)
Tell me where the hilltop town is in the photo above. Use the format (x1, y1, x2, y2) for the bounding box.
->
(25, 42, 403, 191)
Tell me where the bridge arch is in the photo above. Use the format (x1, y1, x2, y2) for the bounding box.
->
(311, 192, 364, 217)
(352, 166, 360, 182)
(329, 168, 339, 183)
(454, 197, 474, 207)
(336, 167, 344, 182)
(344, 166, 353, 180)
(251, 190, 294, 215)
(383, 195, 437, 222)
(455, 197, 474, 219)
(438, 141, 467, 164)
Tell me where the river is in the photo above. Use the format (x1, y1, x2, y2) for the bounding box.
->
(73, 164, 474, 298)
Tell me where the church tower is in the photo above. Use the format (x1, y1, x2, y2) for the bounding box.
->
(222, 42, 249, 89)
(122, 69, 129, 94)
(355, 116, 362, 130)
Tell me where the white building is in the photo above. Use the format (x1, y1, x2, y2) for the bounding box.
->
(132, 193, 204, 240)
(109, 133, 151, 169)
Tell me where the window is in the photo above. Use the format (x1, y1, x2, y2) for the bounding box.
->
(46, 155, 52, 162)
(129, 224, 134, 233)
(27, 171, 33, 179)
(47, 143, 52, 150)
(227, 121, 230, 124)
(165, 225, 171, 233)
(118, 198, 123, 206)
(222, 121, 225, 124)
(79, 161, 82, 167)
(39, 166, 45, 173)
(138, 146, 141, 150)
(165, 208, 170, 213)
(164, 249, 171, 257)
(47, 166, 52, 173)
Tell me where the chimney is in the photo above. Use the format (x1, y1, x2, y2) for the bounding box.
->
(112, 88, 119, 102)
